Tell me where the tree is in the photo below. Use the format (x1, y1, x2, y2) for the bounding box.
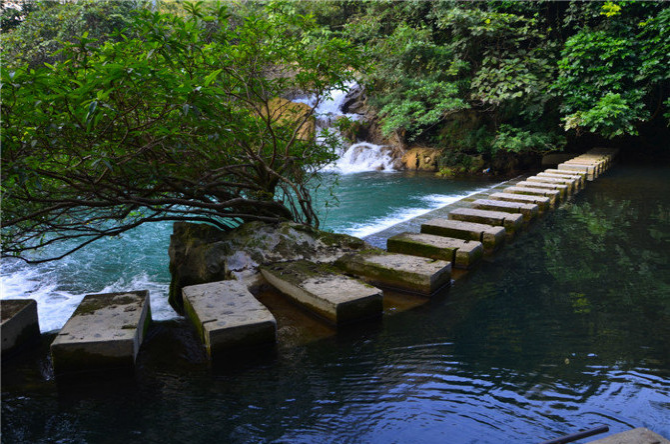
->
(1, 0, 146, 69)
(1, 1, 363, 263)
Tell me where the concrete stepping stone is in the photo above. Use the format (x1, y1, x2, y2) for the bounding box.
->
(515, 180, 569, 199)
(557, 162, 598, 180)
(489, 192, 551, 212)
(387, 232, 483, 269)
(502, 186, 561, 207)
(587, 427, 670, 444)
(563, 158, 606, 176)
(50, 291, 151, 375)
(1, 299, 40, 356)
(182, 280, 276, 357)
(471, 198, 539, 221)
(335, 251, 452, 295)
(421, 218, 506, 251)
(261, 261, 382, 325)
(528, 175, 579, 193)
(448, 207, 523, 233)
(537, 171, 585, 190)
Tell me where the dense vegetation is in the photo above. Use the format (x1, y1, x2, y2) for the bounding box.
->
(1, 0, 362, 262)
(302, 0, 670, 172)
(1, 0, 668, 261)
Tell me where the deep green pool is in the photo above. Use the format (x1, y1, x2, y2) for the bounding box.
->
(2, 164, 669, 443)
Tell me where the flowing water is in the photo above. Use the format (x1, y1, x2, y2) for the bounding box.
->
(2, 164, 669, 444)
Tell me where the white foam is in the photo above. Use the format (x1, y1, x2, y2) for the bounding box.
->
(341, 186, 498, 238)
(1, 261, 178, 332)
(323, 142, 397, 174)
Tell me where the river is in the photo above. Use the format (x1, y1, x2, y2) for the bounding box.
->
(2, 163, 669, 443)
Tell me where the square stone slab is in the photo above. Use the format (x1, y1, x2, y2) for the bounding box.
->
(448, 207, 523, 233)
(183, 280, 276, 357)
(50, 291, 151, 375)
(503, 186, 560, 207)
(387, 232, 482, 269)
(336, 251, 452, 295)
(261, 261, 382, 325)
(421, 218, 506, 250)
(1, 299, 40, 356)
(489, 192, 551, 212)
(471, 198, 539, 221)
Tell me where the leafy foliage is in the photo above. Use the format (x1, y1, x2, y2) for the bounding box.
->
(1, 1, 363, 263)
(301, 1, 669, 162)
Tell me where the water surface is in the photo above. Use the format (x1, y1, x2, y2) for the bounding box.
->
(2, 164, 669, 443)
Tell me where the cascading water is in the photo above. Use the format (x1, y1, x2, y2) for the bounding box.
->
(293, 82, 399, 174)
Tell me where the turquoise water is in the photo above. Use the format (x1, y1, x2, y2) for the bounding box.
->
(0, 171, 497, 331)
(2, 165, 669, 443)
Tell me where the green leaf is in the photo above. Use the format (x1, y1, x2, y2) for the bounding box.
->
(203, 69, 222, 87)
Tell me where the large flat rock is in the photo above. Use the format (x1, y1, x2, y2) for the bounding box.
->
(471, 198, 539, 221)
(182, 280, 276, 357)
(261, 261, 382, 325)
(421, 218, 506, 250)
(587, 428, 670, 444)
(448, 207, 523, 233)
(50, 291, 151, 375)
(335, 251, 452, 295)
(1, 299, 41, 355)
(387, 232, 482, 269)
(489, 192, 551, 212)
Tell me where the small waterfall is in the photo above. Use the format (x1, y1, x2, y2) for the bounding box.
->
(322, 142, 398, 174)
(293, 82, 398, 174)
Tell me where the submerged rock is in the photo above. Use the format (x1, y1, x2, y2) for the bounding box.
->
(168, 221, 370, 313)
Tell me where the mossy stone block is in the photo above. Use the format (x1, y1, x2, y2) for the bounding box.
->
(182, 280, 276, 357)
(50, 291, 151, 375)
(336, 251, 452, 295)
(387, 232, 482, 269)
(1, 299, 40, 356)
(260, 261, 382, 325)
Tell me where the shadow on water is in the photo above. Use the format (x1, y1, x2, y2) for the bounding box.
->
(2, 165, 670, 444)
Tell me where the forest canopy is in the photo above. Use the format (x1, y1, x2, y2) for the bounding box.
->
(1, 0, 669, 262)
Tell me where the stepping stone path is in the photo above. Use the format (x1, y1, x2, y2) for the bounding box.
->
(19, 148, 618, 372)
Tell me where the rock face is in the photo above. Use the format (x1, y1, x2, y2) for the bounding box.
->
(264, 97, 315, 140)
(402, 147, 442, 171)
(168, 221, 370, 313)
